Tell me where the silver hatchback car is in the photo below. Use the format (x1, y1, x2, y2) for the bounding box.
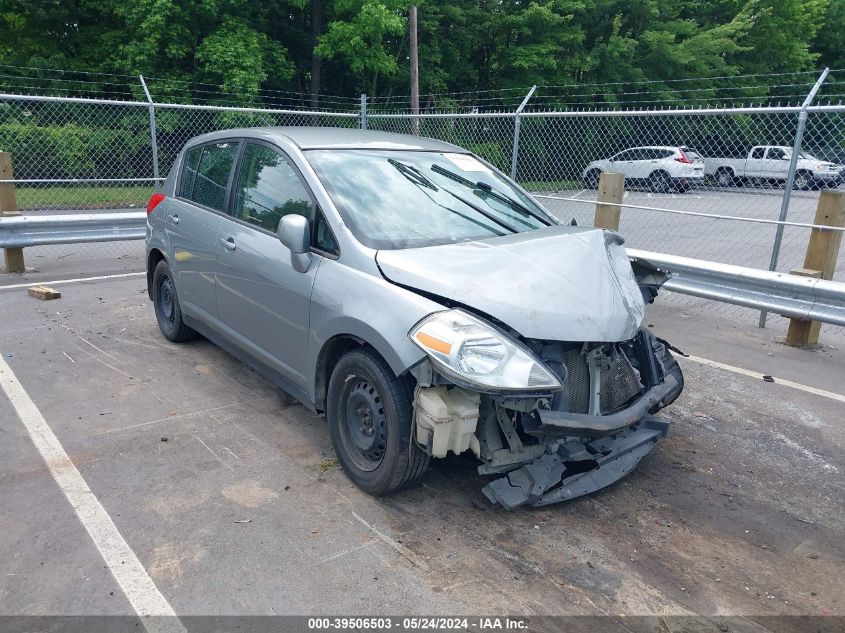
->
(145, 127, 683, 509)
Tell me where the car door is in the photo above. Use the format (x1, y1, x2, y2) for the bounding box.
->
(610, 149, 638, 179)
(745, 146, 767, 178)
(214, 141, 325, 388)
(166, 140, 239, 324)
(639, 148, 662, 179)
(762, 147, 789, 180)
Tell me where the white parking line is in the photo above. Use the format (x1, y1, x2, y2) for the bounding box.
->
(0, 355, 185, 632)
(0, 272, 145, 291)
(681, 354, 845, 404)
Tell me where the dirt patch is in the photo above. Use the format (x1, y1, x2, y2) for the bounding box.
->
(221, 479, 280, 508)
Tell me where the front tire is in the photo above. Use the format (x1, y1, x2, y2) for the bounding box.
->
(152, 260, 197, 342)
(584, 169, 601, 189)
(793, 170, 812, 191)
(327, 349, 430, 495)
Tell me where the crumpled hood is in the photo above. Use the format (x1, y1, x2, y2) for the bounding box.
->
(376, 225, 645, 342)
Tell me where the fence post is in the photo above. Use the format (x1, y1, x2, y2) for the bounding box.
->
(759, 67, 829, 328)
(139, 75, 159, 182)
(360, 94, 368, 130)
(0, 152, 24, 273)
(593, 172, 625, 231)
(785, 190, 845, 347)
(509, 85, 536, 180)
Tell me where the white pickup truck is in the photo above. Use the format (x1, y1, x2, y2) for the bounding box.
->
(703, 145, 843, 189)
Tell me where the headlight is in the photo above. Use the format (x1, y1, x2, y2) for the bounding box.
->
(409, 309, 562, 393)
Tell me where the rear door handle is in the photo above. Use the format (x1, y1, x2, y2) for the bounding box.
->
(221, 237, 237, 251)
(170, 214, 179, 225)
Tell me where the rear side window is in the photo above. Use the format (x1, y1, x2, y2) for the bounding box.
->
(178, 146, 201, 198)
(751, 147, 765, 159)
(232, 143, 314, 233)
(187, 142, 238, 211)
(659, 150, 675, 159)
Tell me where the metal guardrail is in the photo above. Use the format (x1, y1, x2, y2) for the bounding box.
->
(629, 249, 845, 327)
(1, 212, 844, 327)
(0, 212, 146, 248)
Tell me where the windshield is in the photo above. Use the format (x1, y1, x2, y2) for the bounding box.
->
(305, 149, 552, 249)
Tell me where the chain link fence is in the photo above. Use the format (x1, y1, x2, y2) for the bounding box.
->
(2, 75, 845, 336)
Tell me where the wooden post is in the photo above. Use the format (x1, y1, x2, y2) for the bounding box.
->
(0, 152, 25, 273)
(409, 5, 420, 136)
(593, 172, 624, 231)
(785, 190, 845, 347)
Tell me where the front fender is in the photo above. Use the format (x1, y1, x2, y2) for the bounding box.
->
(306, 258, 446, 402)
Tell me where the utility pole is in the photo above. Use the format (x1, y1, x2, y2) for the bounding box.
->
(310, 0, 323, 111)
(409, 5, 420, 135)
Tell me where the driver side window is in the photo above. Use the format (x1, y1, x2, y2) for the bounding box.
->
(232, 143, 314, 233)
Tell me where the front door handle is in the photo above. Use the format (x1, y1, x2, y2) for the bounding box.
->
(170, 214, 180, 225)
(221, 237, 237, 251)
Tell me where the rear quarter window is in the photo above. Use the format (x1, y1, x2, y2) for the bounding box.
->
(178, 146, 202, 198)
(178, 141, 239, 212)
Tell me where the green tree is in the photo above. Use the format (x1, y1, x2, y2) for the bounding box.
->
(812, 0, 845, 70)
(315, 0, 407, 93)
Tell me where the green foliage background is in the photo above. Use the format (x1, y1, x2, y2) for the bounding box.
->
(0, 0, 839, 105)
(0, 0, 842, 190)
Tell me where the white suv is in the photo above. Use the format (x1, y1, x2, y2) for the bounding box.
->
(583, 146, 705, 193)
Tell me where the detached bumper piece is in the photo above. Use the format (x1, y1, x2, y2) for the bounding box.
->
(482, 417, 670, 510)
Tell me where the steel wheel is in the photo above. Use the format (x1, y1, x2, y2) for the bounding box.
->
(339, 377, 388, 472)
(151, 259, 197, 342)
(326, 348, 430, 495)
(157, 275, 176, 329)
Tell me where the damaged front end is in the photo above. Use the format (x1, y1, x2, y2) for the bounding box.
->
(390, 226, 682, 509)
(410, 327, 683, 510)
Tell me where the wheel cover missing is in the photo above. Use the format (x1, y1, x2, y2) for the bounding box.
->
(341, 378, 388, 471)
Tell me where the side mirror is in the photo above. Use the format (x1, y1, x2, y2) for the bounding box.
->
(278, 214, 312, 273)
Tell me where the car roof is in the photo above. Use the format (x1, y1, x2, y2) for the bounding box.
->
(185, 126, 467, 153)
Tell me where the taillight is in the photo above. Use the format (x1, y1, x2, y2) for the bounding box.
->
(675, 151, 694, 164)
(147, 193, 166, 214)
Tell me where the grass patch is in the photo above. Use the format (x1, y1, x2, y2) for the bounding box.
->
(15, 184, 155, 210)
(519, 179, 582, 192)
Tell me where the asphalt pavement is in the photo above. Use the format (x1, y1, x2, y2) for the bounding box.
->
(0, 275, 842, 624)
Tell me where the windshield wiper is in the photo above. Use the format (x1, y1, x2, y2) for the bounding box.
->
(430, 164, 551, 226)
(388, 158, 437, 190)
(388, 159, 518, 234)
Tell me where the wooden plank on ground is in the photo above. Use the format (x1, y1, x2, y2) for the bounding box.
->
(27, 286, 62, 300)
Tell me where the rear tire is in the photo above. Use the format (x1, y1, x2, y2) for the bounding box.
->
(715, 168, 734, 188)
(327, 349, 430, 495)
(152, 260, 197, 342)
(648, 170, 671, 194)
